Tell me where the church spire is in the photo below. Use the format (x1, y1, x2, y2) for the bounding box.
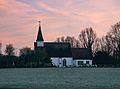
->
(36, 21, 44, 41)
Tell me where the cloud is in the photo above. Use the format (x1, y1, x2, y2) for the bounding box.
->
(0, 0, 120, 50)
(0, 0, 38, 49)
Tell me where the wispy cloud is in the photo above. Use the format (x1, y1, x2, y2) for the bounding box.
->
(0, 0, 120, 49)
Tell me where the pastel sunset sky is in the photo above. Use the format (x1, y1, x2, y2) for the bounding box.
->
(0, 0, 120, 50)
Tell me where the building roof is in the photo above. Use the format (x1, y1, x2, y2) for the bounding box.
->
(36, 23, 44, 41)
(44, 42, 72, 57)
(71, 48, 92, 59)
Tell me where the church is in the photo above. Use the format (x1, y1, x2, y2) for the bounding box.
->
(34, 22, 92, 67)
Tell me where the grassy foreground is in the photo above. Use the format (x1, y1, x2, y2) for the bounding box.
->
(0, 68, 120, 89)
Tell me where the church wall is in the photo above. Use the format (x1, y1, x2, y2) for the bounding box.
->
(51, 57, 73, 67)
(61, 57, 73, 67)
(74, 59, 92, 67)
(51, 57, 60, 67)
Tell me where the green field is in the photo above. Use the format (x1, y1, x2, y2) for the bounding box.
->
(0, 68, 120, 89)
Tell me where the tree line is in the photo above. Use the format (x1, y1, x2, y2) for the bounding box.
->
(0, 21, 120, 68)
(0, 44, 51, 68)
(56, 21, 120, 67)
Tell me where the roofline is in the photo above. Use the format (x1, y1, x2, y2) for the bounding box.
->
(44, 42, 71, 44)
(71, 48, 91, 50)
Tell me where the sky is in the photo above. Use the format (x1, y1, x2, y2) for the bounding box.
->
(0, 0, 120, 51)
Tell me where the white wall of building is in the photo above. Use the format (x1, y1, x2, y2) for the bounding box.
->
(74, 59, 92, 67)
(51, 57, 73, 67)
(51, 57, 60, 67)
(62, 57, 73, 67)
(51, 57, 92, 67)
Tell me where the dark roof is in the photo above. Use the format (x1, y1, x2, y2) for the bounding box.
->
(36, 25, 44, 41)
(44, 42, 72, 57)
(72, 48, 92, 59)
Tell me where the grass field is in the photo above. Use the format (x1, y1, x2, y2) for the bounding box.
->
(0, 68, 120, 89)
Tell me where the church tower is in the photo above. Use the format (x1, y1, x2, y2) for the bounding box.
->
(35, 21, 44, 47)
(34, 21, 47, 65)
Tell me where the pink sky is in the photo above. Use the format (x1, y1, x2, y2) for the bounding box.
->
(0, 0, 120, 51)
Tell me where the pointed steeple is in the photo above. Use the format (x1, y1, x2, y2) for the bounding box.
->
(36, 21, 44, 41)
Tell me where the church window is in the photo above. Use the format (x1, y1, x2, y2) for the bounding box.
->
(86, 61, 90, 64)
(78, 61, 84, 65)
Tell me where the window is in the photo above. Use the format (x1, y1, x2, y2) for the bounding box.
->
(78, 61, 84, 65)
(86, 61, 90, 64)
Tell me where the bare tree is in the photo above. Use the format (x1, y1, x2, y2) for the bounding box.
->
(56, 37, 60, 42)
(55, 36, 79, 48)
(75, 40, 80, 48)
(92, 38, 101, 55)
(93, 36, 113, 55)
(78, 27, 96, 54)
(61, 36, 65, 42)
(55, 36, 65, 42)
(5, 44, 15, 56)
(65, 36, 78, 48)
(106, 22, 120, 61)
(104, 35, 113, 54)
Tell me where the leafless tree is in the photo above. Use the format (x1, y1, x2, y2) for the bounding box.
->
(61, 36, 65, 42)
(104, 35, 113, 54)
(56, 37, 60, 42)
(105, 22, 120, 60)
(78, 27, 96, 54)
(92, 38, 101, 55)
(5, 44, 15, 56)
(65, 36, 79, 48)
(56, 36, 79, 48)
(55, 36, 65, 42)
(93, 36, 113, 55)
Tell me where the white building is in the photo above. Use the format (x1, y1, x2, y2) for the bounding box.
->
(44, 42, 73, 67)
(34, 21, 92, 67)
(72, 48, 92, 67)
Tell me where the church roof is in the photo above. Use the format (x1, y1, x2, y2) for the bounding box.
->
(36, 22, 44, 41)
(71, 48, 92, 59)
(44, 42, 72, 57)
